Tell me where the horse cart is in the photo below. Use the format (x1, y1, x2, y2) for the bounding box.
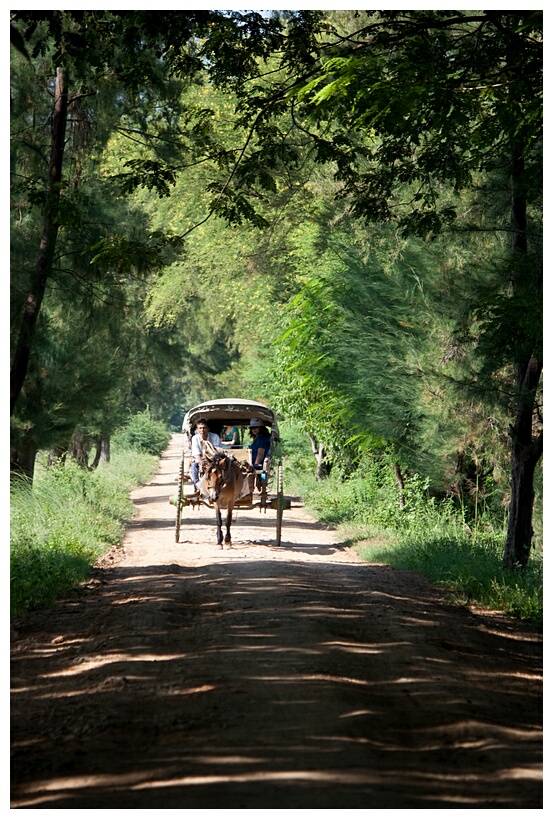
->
(173, 398, 288, 547)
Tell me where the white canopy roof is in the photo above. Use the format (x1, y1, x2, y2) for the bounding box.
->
(182, 398, 280, 441)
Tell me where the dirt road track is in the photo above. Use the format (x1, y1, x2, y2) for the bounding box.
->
(11, 435, 543, 809)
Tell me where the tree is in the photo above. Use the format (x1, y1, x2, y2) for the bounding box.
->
(11, 10, 542, 571)
(10, 64, 68, 415)
(10, 10, 295, 471)
(301, 12, 542, 568)
(10, 11, 219, 476)
(291, 11, 542, 569)
(196, 10, 542, 568)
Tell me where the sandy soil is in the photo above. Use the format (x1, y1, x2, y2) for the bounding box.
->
(10, 435, 542, 809)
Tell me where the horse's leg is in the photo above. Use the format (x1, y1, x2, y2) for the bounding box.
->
(224, 501, 233, 545)
(214, 502, 223, 547)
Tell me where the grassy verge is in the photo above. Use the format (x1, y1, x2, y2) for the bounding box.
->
(280, 430, 542, 625)
(10, 448, 159, 617)
(356, 530, 543, 624)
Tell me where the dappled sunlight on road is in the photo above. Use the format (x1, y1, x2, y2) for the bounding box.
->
(11, 436, 542, 809)
(12, 556, 542, 809)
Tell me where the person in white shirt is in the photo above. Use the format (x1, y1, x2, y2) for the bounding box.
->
(190, 418, 221, 489)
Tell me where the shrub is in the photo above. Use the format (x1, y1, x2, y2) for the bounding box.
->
(10, 448, 159, 617)
(291, 448, 542, 624)
(111, 408, 170, 455)
(361, 532, 542, 623)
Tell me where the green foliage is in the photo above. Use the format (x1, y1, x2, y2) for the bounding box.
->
(10, 10, 542, 573)
(113, 159, 178, 198)
(291, 11, 542, 235)
(10, 448, 158, 616)
(269, 213, 506, 497)
(294, 451, 541, 623)
(464, 252, 543, 373)
(11, 10, 240, 460)
(111, 409, 171, 456)
(10, 29, 192, 462)
(276, 420, 320, 495)
(303, 451, 449, 531)
(362, 535, 542, 624)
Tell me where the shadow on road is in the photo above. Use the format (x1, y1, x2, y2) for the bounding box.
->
(11, 558, 542, 809)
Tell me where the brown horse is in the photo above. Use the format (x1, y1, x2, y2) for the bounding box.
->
(202, 451, 245, 547)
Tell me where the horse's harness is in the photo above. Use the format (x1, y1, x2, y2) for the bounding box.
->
(203, 451, 252, 498)
(204, 452, 234, 488)
(208, 452, 235, 486)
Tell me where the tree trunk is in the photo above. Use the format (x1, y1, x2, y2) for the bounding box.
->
(88, 436, 103, 471)
(10, 364, 45, 481)
(503, 356, 542, 570)
(10, 66, 69, 414)
(393, 462, 406, 509)
(47, 444, 68, 469)
(502, 147, 543, 570)
(10, 437, 38, 482)
(309, 435, 331, 479)
(71, 431, 89, 468)
(100, 437, 111, 463)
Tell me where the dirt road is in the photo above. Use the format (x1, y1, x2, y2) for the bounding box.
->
(11, 435, 543, 809)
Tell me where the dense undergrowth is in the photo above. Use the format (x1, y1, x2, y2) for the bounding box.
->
(281, 423, 542, 625)
(10, 412, 169, 617)
(11, 414, 542, 626)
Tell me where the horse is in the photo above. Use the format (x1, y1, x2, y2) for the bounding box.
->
(201, 451, 246, 547)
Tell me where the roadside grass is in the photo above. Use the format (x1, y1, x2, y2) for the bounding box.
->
(282, 443, 542, 625)
(357, 530, 543, 624)
(10, 447, 159, 617)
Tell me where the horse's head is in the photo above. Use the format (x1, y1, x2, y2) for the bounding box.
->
(204, 452, 230, 502)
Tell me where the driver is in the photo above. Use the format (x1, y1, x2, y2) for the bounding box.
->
(190, 418, 221, 489)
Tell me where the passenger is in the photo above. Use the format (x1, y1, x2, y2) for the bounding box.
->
(248, 418, 271, 471)
(190, 418, 221, 489)
(221, 424, 239, 446)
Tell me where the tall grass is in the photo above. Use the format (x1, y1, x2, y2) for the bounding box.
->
(11, 428, 164, 617)
(282, 435, 542, 625)
(361, 532, 543, 623)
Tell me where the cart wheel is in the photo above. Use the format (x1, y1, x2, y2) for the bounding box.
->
(175, 454, 185, 543)
(275, 460, 284, 547)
